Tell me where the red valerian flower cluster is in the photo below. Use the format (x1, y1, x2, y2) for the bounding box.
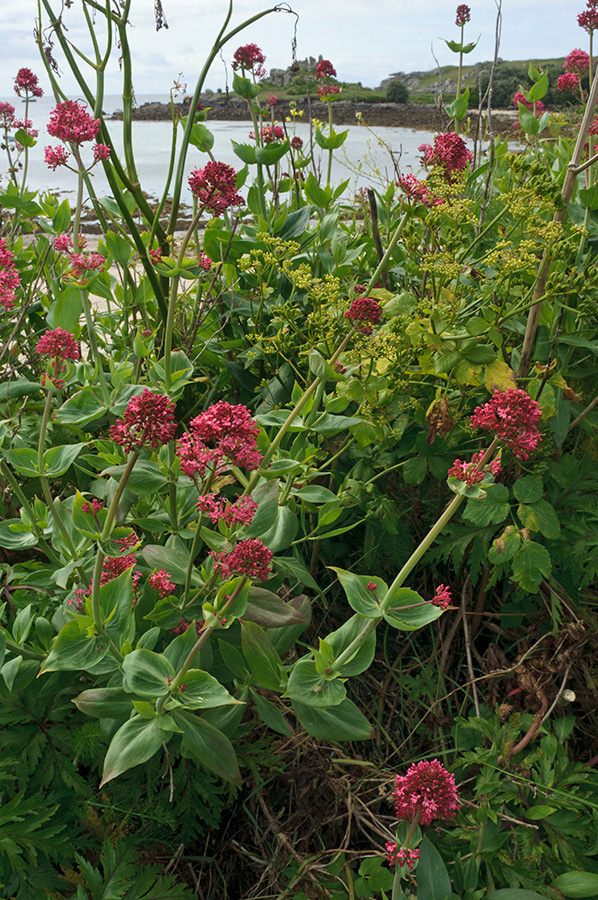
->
(385, 843, 420, 870)
(448, 450, 501, 486)
(14, 68, 43, 98)
(470, 389, 541, 460)
(394, 759, 460, 826)
(397, 173, 433, 205)
(54, 234, 73, 253)
(431, 585, 452, 611)
(44, 146, 70, 171)
(36, 327, 80, 361)
(254, 124, 285, 144)
(93, 143, 111, 163)
(455, 4, 471, 26)
(419, 132, 473, 177)
(291, 135, 304, 150)
(47, 100, 100, 144)
(318, 85, 341, 100)
(315, 59, 337, 79)
(267, 94, 277, 107)
(231, 43, 266, 73)
(176, 401, 261, 479)
(110, 389, 177, 452)
(188, 161, 244, 216)
(345, 296, 382, 334)
(196, 493, 258, 527)
(148, 569, 176, 598)
(0, 237, 21, 313)
(211, 538, 273, 582)
(578, 0, 598, 34)
(558, 73, 581, 92)
(197, 252, 212, 271)
(68, 252, 106, 281)
(564, 48, 591, 73)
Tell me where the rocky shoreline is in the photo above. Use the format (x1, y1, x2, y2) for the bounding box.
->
(111, 98, 517, 135)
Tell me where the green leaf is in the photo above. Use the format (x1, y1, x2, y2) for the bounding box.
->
(232, 141, 257, 165)
(286, 658, 346, 707)
(122, 649, 175, 698)
(244, 587, 307, 628)
(329, 568, 385, 617)
(100, 715, 167, 786)
(105, 230, 133, 266)
(416, 837, 451, 900)
(511, 541, 551, 592)
(403, 455, 428, 484)
(103, 459, 169, 494)
(463, 483, 510, 526)
(259, 505, 298, 552)
(177, 668, 243, 710)
(232, 71, 260, 100)
(40, 618, 109, 674)
(526, 804, 557, 820)
(0, 520, 38, 550)
(517, 499, 561, 540)
(55, 389, 106, 425)
(517, 103, 540, 136)
(189, 122, 215, 152)
(140, 544, 199, 586)
(445, 87, 469, 121)
(3, 448, 40, 477)
(255, 140, 290, 165)
(513, 475, 543, 504)
(175, 709, 241, 783)
(488, 526, 521, 564)
(241, 620, 286, 691)
(52, 198, 71, 232)
(304, 172, 331, 208)
(250, 688, 291, 735)
(383, 587, 442, 631)
(0, 378, 41, 400)
(553, 873, 598, 898)
(528, 72, 549, 101)
(244, 480, 279, 538)
(48, 284, 83, 332)
(292, 697, 372, 741)
(325, 614, 377, 676)
(43, 443, 86, 476)
(73, 687, 133, 719)
(278, 205, 311, 239)
(485, 892, 548, 900)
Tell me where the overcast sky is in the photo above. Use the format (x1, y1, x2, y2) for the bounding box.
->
(0, 1, 589, 97)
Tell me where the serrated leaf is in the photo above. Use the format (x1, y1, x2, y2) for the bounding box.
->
(511, 541, 551, 592)
(463, 482, 510, 526)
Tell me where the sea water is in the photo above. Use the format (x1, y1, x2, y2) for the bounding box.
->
(1, 94, 436, 206)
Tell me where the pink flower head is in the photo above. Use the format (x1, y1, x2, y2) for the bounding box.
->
(44, 145, 70, 170)
(455, 4, 471, 26)
(231, 43, 266, 73)
(420, 132, 473, 177)
(188, 161, 244, 216)
(47, 100, 100, 145)
(315, 59, 337, 80)
(386, 843, 420, 870)
(470, 389, 542, 460)
(431, 584, 452, 610)
(448, 450, 501, 486)
(0, 102, 15, 129)
(197, 252, 212, 271)
(0, 238, 20, 313)
(512, 91, 545, 114)
(211, 538, 273, 582)
(260, 124, 284, 144)
(196, 493, 258, 527)
(177, 400, 261, 478)
(564, 48, 591, 73)
(579, 3, 598, 34)
(291, 135, 304, 150)
(36, 327, 80, 361)
(109, 389, 177, 452)
(267, 94, 277, 107)
(345, 296, 382, 334)
(54, 234, 73, 253)
(394, 759, 460, 826)
(318, 85, 341, 99)
(148, 569, 176, 598)
(82, 498, 104, 515)
(149, 248, 162, 265)
(98, 554, 139, 589)
(14, 68, 43, 98)
(68, 252, 106, 281)
(397, 173, 432, 205)
(93, 143, 111, 163)
(558, 73, 581, 92)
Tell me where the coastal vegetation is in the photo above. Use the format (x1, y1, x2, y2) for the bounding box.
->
(1, 1, 598, 899)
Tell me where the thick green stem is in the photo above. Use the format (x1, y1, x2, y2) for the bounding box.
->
(327, 100, 334, 186)
(365, 210, 410, 294)
(90, 451, 139, 639)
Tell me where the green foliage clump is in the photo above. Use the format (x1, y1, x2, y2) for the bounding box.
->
(386, 79, 409, 104)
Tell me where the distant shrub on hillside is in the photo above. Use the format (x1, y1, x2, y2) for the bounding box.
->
(387, 80, 409, 103)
